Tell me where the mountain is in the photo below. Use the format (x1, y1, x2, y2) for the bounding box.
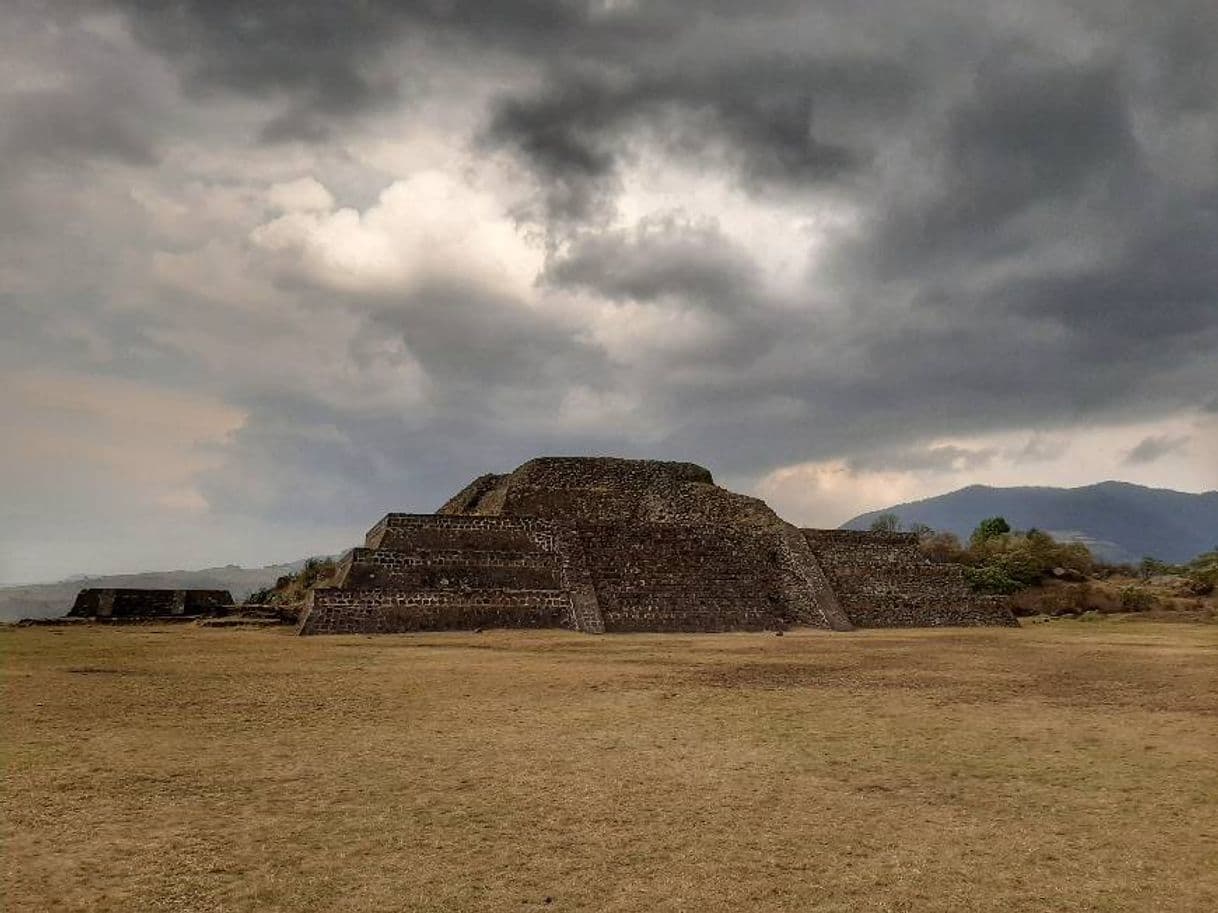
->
(843, 482, 1218, 565)
(0, 561, 310, 623)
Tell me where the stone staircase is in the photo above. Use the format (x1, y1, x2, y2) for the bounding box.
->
(298, 515, 605, 635)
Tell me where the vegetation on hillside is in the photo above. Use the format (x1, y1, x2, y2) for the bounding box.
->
(875, 512, 1215, 620)
(848, 482, 1218, 565)
(247, 556, 339, 606)
(1138, 551, 1218, 593)
(907, 516, 1095, 595)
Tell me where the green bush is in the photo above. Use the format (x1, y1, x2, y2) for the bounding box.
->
(970, 516, 1011, 545)
(1185, 550, 1218, 594)
(964, 565, 1024, 595)
(913, 522, 1098, 593)
(1139, 556, 1182, 578)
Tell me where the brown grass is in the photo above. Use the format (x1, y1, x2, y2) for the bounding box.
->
(3, 620, 1217, 912)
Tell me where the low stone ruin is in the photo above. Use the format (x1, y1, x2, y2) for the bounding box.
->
(68, 588, 234, 621)
(298, 457, 1015, 635)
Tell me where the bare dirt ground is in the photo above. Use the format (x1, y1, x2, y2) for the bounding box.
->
(4, 620, 1216, 912)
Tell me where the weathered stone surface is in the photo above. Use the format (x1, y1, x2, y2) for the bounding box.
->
(437, 456, 843, 633)
(297, 457, 1015, 635)
(802, 530, 1017, 628)
(68, 588, 234, 619)
(298, 588, 569, 635)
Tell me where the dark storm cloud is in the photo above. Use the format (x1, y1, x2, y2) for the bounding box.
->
(363, 280, 607, 394)
(110, 0, 903, 197)
(2, 89, 158, 166)
(486, 54, 901, 219)
(848, 445, 998, 475)
(1010, 435, 1070, 464)
(6, 0, 1218, 580)
(859, 58, 1143, 280)
(544, 216, 761, 309)
(0, 5, 166, 171)
(112, 0, 670, 142)
(1124, 434, 1191, 465)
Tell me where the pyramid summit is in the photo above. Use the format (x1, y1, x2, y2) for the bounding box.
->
(297, 457, 1015, 635)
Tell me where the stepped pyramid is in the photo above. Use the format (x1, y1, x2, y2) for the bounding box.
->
(298, 457, 1015, 635)
(302, 514, 591, 634)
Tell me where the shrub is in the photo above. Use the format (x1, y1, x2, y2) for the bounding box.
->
(964, 565, 1023, 595)
(970, 516, 1011, 545)
(869, 513, 902, 533)
(1185, 550, 1218, 595)
(250, 556, 339, 605)
(1139, 556, 1182, 578)
(1119, 586, 1156, 612)
(1038, 583, 1098, 616)
(920, 531, 965, 564)
(247, 586, 275, 605)
(298, 557, 338, 589)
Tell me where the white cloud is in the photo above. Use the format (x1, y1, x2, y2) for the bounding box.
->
(584, 299, 730, 366)
(614, 145, 860, 302)
(250, 170, 545, 296)
(268, 176, 335, 212)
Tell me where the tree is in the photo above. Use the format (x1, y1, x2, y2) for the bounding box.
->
(869, 513, 902, 533)
(970, 516, 1010, 545)
(920, 530, 964, 564)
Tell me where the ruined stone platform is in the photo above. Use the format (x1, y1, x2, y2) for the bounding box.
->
(298, 457, 1015, 635)
(69, 588, 235, 620)
(803, 530, 1016, 627)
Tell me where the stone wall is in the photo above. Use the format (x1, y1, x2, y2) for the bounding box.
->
(298, 588, 569, 635)
(568, 522, 830, 632)
(68, 588, 234, 619)
(336, 547, 561, 591)
(802, 530, 1017, 627)
(367, 513, 557, 552)
(297, 513, 596, 635)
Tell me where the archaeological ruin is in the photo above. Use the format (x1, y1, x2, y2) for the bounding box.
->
(69, 588, 235, 621)
(297, 457, 1015, 635)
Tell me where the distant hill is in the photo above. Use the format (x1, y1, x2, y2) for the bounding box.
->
(843, 482, 1218, 565)
(0, 560, 312, 622)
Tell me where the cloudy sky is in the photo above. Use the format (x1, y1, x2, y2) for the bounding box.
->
(2, 1, 1216, 583)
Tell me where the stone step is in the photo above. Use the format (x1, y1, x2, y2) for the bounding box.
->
(365, 525, 557, 555)
(341, 546, 560, 570)
(336, 547, 563, 591)
(569, 593, 605, 634)
(298, 587, 572, 635)
(197, 616, 283, 628)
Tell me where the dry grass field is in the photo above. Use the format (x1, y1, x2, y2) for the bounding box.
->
(4, 620, 1217, 913)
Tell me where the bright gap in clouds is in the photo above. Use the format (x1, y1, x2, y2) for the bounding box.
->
(756, 413, 1218, 528)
